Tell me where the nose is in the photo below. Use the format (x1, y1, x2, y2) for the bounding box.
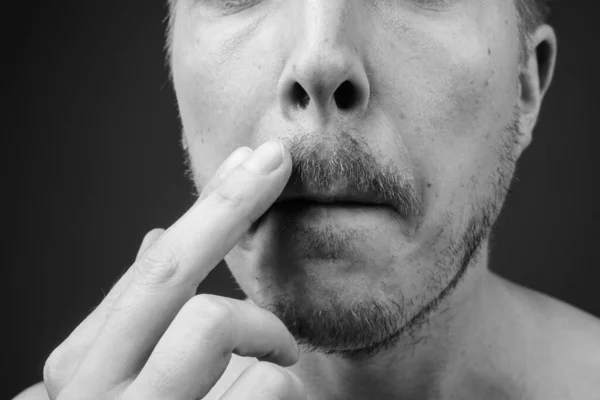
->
(278, 2, 371, 123)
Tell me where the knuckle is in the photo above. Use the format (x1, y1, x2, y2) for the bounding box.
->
(249, 362, 292, 393)
(133, 245, 181, 287)
(43, 346, 76, 390)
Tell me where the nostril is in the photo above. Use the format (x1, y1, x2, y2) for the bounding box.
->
(334, 81, 357, 110)
(291, 82, 310, 109)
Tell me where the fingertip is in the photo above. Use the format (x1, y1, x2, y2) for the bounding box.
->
(244, 141, 286, 175)
(199, 147, 254, 202)
(257, 339, 300, 368)
(235, 146, 254, 157)
(223, 146, 253, 175)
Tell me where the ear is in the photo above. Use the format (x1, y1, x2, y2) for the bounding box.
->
(516, 24, 557, 154)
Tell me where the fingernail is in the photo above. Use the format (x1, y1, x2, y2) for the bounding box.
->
(245, 141, 285, 174)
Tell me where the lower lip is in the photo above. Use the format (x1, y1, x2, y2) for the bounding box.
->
(251, 201, 414, 248)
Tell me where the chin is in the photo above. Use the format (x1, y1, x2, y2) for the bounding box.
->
(224, 207, 437, 359)
(232, 203, 420, 301)
(223, 192, 493, 359)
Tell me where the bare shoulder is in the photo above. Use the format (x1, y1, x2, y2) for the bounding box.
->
(12, 382, 48, 400)
(513, 282, 600, 399)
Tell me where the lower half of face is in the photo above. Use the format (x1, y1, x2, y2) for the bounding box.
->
(221, 123, 518, 360)
(174, 0, 523, 359)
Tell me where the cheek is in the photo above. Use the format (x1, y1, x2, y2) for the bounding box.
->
(172, 15, 281, 182)
(437, 50, 517, 187)
(419, 54, 515, 190)
(417, 32, 515, 141)
(380, 17, 520, 238)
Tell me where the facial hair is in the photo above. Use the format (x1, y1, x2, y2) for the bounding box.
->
(182, 109, 522, 361)
(253, 114, 522, 361)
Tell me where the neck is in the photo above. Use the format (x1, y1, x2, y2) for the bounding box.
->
(288, 243, 525, 399)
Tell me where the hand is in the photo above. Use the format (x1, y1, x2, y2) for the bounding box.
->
(42, 141, 306, 400)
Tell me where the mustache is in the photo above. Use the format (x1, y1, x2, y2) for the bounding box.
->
(284, 131, 423, 218)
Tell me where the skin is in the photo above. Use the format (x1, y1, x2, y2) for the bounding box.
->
(21, 144, 307, 400)
(175, 0, 529, 354)
(15, 1, 600, 399)
(168, 0, 599, 398)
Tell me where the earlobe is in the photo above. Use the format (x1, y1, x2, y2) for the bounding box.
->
(517, 24, 558, 152)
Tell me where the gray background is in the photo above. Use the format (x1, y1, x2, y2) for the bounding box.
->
(7, 1, 599, 397)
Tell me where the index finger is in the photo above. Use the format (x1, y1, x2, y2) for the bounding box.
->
(45, 148, 252, 395)
(70, 140, 292, 392)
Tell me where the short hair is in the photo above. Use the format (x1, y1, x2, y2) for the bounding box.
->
(517, 0, 552, 35)
(515, 0, 552, 62)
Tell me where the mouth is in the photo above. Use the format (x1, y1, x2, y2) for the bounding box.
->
(253, 178, 420, 239)
(276, 184, 392, 207)
(274, 185, 399, 214)
(269, 192, 406, 231)
(250, 184, 417, 240)
(275, 198, 392, 210)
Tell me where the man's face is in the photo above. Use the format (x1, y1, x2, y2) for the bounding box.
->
(170, 0, 524, 357)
